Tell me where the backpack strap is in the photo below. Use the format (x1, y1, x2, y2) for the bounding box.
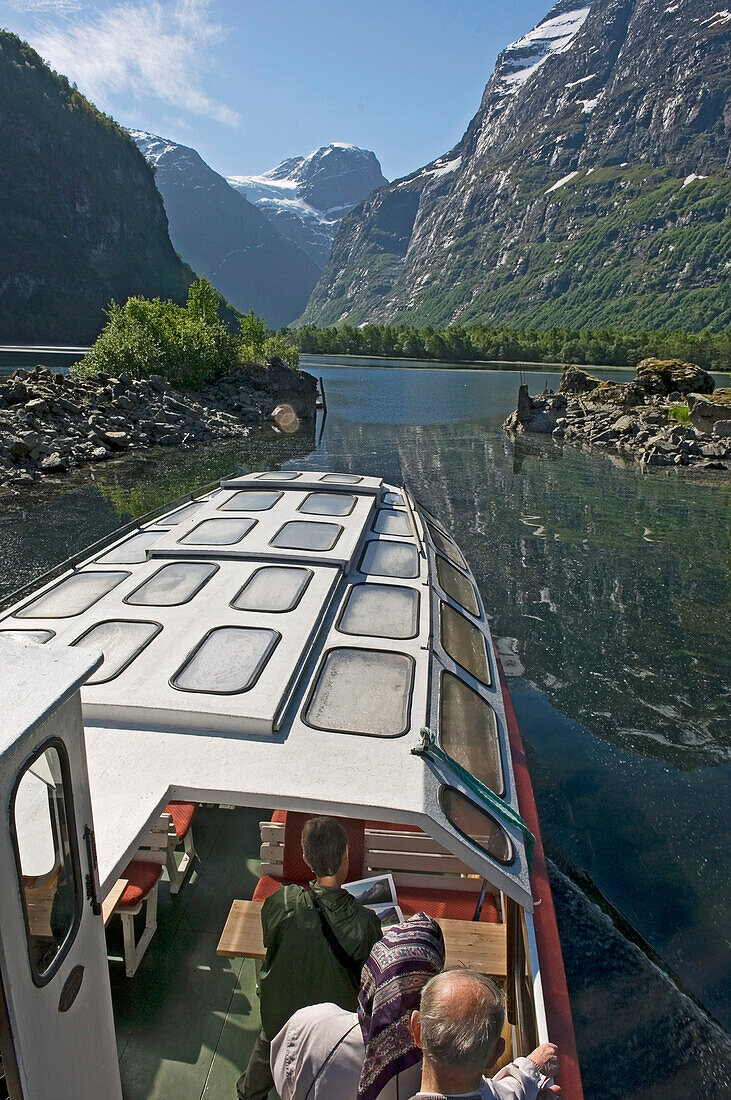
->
(310, 891, 362, 989)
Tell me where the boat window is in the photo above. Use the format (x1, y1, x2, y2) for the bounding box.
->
(306, 648, 414, 737)
(298, 492, 357, 517)
(418, 503, 448, 534)
(232, 566, 312, 613)
(439, 786, 513, 864)
(436, 556, 480, 618)
(96, 531, 163, 565)
(179, 518, 257, 545)
(157, 501, 203, 527)
(71, 620, 161, 684)
(382, 491, 403, 505)
(13, 571, 129, 619)
(440, 602, 491, 686)
(427, 524, 466, 569)
(12, 743, 81, 984)
(271, 521, 343, 552)
(256, 470, 301, 480)
(440, 672, 504, 795)
(372, 509, 411, 536)
(125, 562, 217, 606)
(338, 584, 419, 639)
(321, 473, 363, 484)
(359, 540, 419, 579)
(218, 490, 282, 512)
(171, 626, 280, 693)
(0, 629, 55, 643)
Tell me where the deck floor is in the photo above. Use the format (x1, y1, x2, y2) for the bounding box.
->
(108, 806, 271, 1100)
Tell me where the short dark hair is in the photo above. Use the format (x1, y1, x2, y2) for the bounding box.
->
(301, 817, 347, 877)
(419, 969, 505, 1074)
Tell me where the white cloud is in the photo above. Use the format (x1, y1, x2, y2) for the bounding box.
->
(8, 1, 82, 10)
(32, 0, 240, 127)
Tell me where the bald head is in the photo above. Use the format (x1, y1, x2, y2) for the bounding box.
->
(418, 969, 505, 1076)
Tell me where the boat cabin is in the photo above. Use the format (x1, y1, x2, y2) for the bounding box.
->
(0, 470, 581, 1099)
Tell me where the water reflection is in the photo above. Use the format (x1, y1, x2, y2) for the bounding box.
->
(0, 423, 314, 606)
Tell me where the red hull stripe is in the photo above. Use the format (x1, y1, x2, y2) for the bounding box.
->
(498, 656, 585, 1100)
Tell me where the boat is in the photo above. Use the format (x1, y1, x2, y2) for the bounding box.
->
(0, 468, 584, 1099)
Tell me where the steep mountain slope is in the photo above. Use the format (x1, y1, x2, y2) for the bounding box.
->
(0, 32, 193, 344)
(228, 145, 387, 268)
(301, 0, 730, 331)
(132, 132, 321, 327)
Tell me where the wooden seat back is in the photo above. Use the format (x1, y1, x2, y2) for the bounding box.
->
(135, 812, 172, 866)
(259, 820, 490, 896)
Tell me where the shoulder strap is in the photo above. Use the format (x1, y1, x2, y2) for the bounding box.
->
(310, 891, 362, 987)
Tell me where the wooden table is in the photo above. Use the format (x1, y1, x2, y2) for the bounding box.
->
(217, 899, 507, 977)
(102, 878, 128, 926)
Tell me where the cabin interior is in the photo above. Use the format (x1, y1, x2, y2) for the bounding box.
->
(105, 802, 537, 1100)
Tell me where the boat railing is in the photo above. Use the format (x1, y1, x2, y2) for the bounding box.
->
(0, 473, 237, 614)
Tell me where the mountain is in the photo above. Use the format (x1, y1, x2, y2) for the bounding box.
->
(131, 132, 321, 327)
(300, 0, 731, 332)
(228, 145, 387, 268)
(0, 32, 194, 344)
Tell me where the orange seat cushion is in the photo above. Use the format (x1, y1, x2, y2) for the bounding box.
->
(165, 800, 198, 839)
(365, 819, 422, 832)
(118, 860, 162, 908)
(397, 886, 500, 923)
(252, 874, 284, 903)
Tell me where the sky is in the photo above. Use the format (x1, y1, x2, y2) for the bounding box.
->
(4, 0, 553, 181)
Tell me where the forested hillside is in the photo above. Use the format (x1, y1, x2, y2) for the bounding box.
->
(0, 32, 193, 343)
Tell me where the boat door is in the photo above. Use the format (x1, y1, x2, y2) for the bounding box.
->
(0, 642, 122, 1100)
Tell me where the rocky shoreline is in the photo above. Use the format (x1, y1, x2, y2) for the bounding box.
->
(503, 359, 731, 474)
(0, 360, 316, 491)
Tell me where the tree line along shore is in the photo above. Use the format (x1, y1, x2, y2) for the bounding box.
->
(294, 324, 730, 372)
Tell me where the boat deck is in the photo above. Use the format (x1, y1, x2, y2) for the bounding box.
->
(108, 805, 269, 1100)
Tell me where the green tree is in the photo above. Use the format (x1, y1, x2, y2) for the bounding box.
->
(239, 309, 268, 362)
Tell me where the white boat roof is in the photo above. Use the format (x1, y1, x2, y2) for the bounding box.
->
(0, 470, 534, 910)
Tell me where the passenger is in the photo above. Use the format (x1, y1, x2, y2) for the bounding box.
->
(270, 912, 445, 1099)
(408, 969, 562, 1099)
(237, 817, 382, 1100)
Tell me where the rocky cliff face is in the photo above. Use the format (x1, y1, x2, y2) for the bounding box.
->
(301, 0, 730, 331)
(0, 32, 193, 344)
(132, 132, 321, 328)
(228, 144, 387, 268)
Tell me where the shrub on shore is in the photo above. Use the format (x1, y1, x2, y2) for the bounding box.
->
(72, 280, 299, 388)
(239, 310, 300, 370)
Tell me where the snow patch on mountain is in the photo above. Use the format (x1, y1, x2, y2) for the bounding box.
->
(493, 3, 592, 96)
(228, 144, 386, 268)
(545, 170, 580, 193)
(129, 129, 179, 165)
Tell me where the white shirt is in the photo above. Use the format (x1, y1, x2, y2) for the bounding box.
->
(410, 1057, 548, 1100)
(270, 1002, 422, 1100)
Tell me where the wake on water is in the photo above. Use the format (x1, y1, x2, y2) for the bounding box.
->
(549, 862, 731, 1097)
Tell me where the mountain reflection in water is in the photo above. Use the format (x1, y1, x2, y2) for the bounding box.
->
(0, 361, 728, 1096)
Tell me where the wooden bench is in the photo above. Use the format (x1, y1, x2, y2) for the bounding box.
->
(258, 817, 502, 923)
(218, 899, 507, 977)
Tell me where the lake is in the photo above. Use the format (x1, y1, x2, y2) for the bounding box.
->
(1, 358, 729, 1097)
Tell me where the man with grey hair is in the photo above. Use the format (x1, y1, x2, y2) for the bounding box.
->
(408, 969, 562, 1099)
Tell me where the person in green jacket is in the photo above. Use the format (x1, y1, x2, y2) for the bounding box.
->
(237, 816, 382, 1100)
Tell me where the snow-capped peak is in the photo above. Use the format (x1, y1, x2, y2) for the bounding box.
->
(227, 144, 387, 267)
(128, 129, 180, 166)
(492, 2, 592, 97)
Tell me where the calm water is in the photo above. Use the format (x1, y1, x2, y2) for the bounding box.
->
(1, 360, 729, 1097)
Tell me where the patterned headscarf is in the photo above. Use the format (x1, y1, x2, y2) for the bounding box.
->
(356, 913, 445, 1100)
